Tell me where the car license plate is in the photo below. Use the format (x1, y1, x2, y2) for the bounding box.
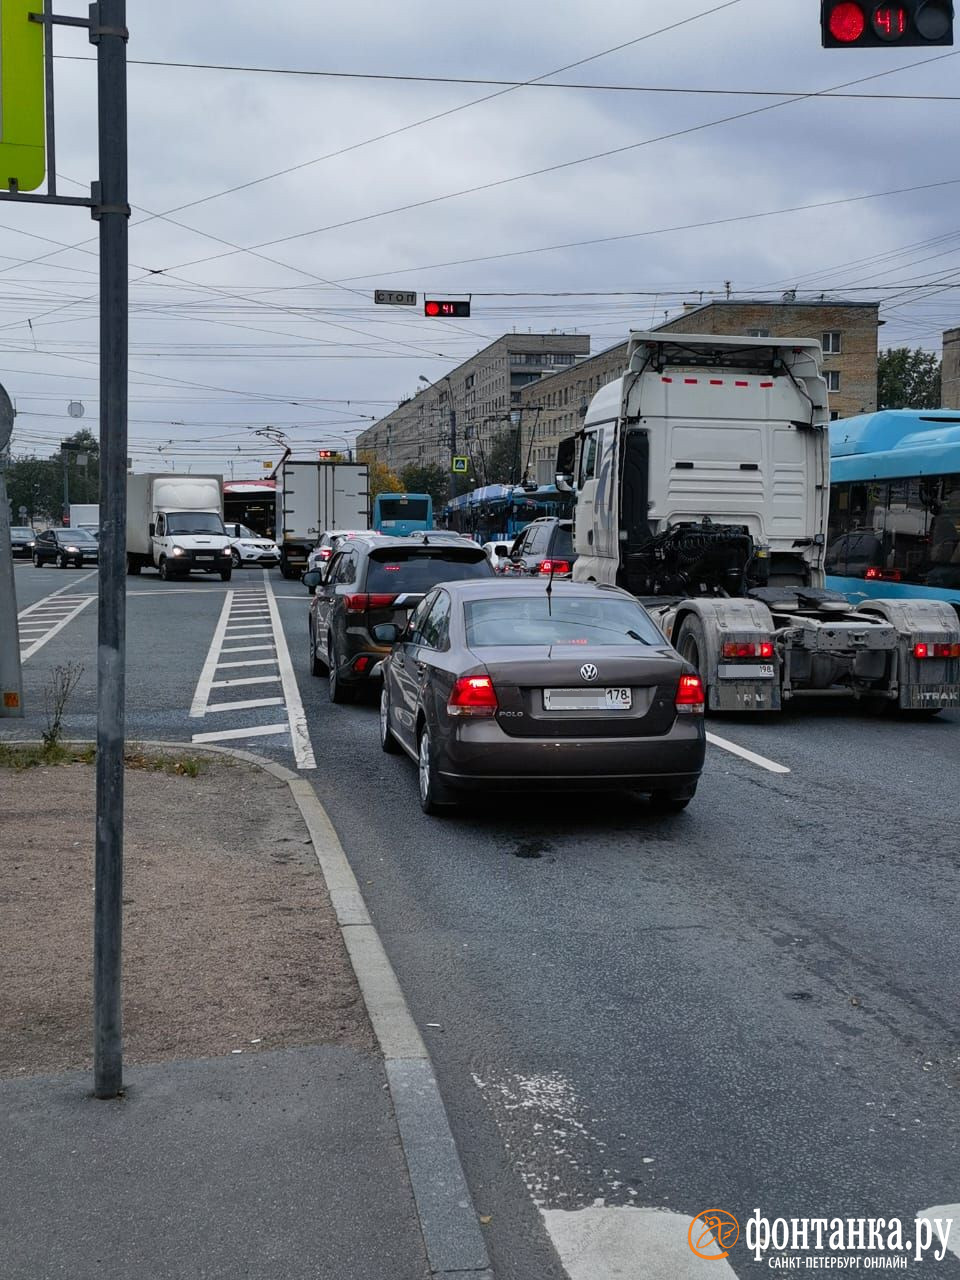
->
(543, 687, 632, 711)
(197, 555, 214, 562)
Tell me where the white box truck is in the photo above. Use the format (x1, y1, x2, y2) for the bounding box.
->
(126, 473, 233, 581)
(275, 458, 369, 578)
(556, 332, 960, 713)
(68, 503, 100, 532)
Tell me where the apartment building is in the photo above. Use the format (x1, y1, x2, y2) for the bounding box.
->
(355, 333, 590, 474)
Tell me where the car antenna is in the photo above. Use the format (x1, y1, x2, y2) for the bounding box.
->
(545, 560, 555, 615)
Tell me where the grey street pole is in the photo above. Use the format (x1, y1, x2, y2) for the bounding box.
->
(0, 384, 23, 720)
(448, 403, 457, 504)
(92, 0, 129, 1100)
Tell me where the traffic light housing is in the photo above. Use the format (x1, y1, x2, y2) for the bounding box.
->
(424, 299, 471, 318)
(318, 449, 336, 459)
(821, 1, 953, 46)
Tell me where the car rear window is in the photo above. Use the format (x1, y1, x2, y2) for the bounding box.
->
(365, 548, 493, 592)
(553, 527, 574, 557)
(464, 595, 664, 647)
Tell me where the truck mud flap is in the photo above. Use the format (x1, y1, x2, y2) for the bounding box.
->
(855, 599, 960, 711)
(710, 677, 781, 713)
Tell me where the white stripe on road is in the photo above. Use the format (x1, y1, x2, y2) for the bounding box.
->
(540, 1206, 737, 1280)
(215, 657, 279, 669)
(706, 730, 790, 775)
(18, 593, 97, 661)
(220, 644, 276, 654)
(192, 723, 289, 743)
(189, 590, 235, 718)
(211, 675, 281, 688)
(263, 569, 315, 771)
(205, 697, 285, 713)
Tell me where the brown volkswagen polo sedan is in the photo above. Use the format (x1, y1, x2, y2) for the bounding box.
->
(376, 579, 706, 814)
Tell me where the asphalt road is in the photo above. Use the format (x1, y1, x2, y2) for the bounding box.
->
(6, 560, 960, 1278)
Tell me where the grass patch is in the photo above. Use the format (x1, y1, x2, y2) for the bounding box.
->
(0, 743, 207, 776)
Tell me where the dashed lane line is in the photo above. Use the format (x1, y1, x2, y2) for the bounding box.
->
(706, 730, 791, 775)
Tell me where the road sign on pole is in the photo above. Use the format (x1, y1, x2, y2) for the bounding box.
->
(0, 0, 46, 191)
(452, 455, 469, 474)
(374, 290, 417, 306)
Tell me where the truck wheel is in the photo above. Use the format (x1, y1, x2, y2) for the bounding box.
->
(675, 617, 707, 683)
(158, 558, 174, 581)
(126, 555, 141, 576)
(220, 568, 232, 582)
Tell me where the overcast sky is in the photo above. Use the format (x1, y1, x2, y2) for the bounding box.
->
(3, 0, 959, 475)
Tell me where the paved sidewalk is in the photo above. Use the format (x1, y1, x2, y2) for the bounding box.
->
(0, 747, 489, 1280)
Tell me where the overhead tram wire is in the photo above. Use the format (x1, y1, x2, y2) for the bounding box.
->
(157, 49, 960, 278)
(0, 1, 746, 290)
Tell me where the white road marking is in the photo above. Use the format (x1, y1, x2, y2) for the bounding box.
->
(192, 722, 289, 743)
(917, 1205, 960, 1263)
(187, 573, 316, 768)
(189, 591, 234, 718)
(540, 1206, 737, 1280)
(263, 569, 316, 771)
(706, 730, 791, 775)
(206, 697, 285, 713)
(17, 592, 97, 661)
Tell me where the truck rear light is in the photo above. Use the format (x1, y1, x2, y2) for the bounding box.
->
(343, 593, 397, 613)
(721, 641, 774, 659)
(537, 560, 570, 575)
(447, 675, 499, 716)
(675, 674, 705, 714)
(914, 642, 960, 659)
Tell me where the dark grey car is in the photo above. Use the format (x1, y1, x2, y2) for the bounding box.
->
(377, 580, 706, 814)
(305, 534, 495, 703)
(8, 526, 35, 558)
(32, 527, 99, 568)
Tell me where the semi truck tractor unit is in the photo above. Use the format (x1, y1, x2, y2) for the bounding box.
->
(275, 457, 370, 578)
(126, 473, 233, 581)
(556, 332, 960, 713)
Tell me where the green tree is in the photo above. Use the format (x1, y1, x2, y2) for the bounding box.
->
(399, 463, 450, 508)
(877, 348, 941, 410)
(360, 451, 403, 500)
(483, 428, 521, 485)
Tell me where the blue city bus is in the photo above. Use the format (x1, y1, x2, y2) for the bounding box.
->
(445, 483, 574, 543)
(372, 492, 433, 536)
(827, 409, 960, 608)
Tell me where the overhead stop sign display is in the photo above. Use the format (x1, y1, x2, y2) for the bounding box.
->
(0, 0, 46, 191)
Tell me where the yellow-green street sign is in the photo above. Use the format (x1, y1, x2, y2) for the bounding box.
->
(452, 456, 469, 474)
(0, 0, 45, 192)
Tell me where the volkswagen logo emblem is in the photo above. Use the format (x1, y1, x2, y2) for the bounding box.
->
(580, 663, 598, 682)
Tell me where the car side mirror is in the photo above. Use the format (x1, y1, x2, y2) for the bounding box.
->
(149, 522, 156, 537)
(371, 622, 401, 644)
(302, 569, 322, 590)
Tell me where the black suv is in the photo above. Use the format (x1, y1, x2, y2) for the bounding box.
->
(506, 518, 576, 578)
(305, 534, 495, 703)
(32, 527, 99, 568)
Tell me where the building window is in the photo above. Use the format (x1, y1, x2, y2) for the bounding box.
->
(830, 410, 840, 421)
(746, 328, 770, 337)
(825, 371, 840, 392)
(823, 331, 842, 354)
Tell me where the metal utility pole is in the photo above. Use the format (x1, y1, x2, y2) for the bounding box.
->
(0, 384, 23, 720)
(448, 398, 457, 503)
(92, 0, 129, 1100)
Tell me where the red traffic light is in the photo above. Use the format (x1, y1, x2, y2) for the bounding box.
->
(424, 299, 471, 318)
(821, 0, 953, 44)
(828, 0, 867, 38)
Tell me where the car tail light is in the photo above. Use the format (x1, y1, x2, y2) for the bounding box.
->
(914, 641, 960, 659)
(537, 559, 570, 575)
(675, 674, 705, 715)
(319, 547, 332, 560)
(447, 675, 498, 717)
(721, 641, 775, 660)
(353, 655, 371, 673)
(343, 593, 397, 614)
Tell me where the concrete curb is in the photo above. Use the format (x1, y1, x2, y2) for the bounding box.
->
(17, 738, 493, 1280)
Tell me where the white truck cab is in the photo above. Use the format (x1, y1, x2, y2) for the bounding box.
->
(126, 474, 233, 581)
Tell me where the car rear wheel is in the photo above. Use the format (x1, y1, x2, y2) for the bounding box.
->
(380, 685, 401, 753)
(309, 622, 325, 678)
(328, 641, 354, 704)
(418, 724, 454, 814)
(648, 788, 696, 813)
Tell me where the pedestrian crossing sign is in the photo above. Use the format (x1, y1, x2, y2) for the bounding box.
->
(452, 456, 469, 474)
